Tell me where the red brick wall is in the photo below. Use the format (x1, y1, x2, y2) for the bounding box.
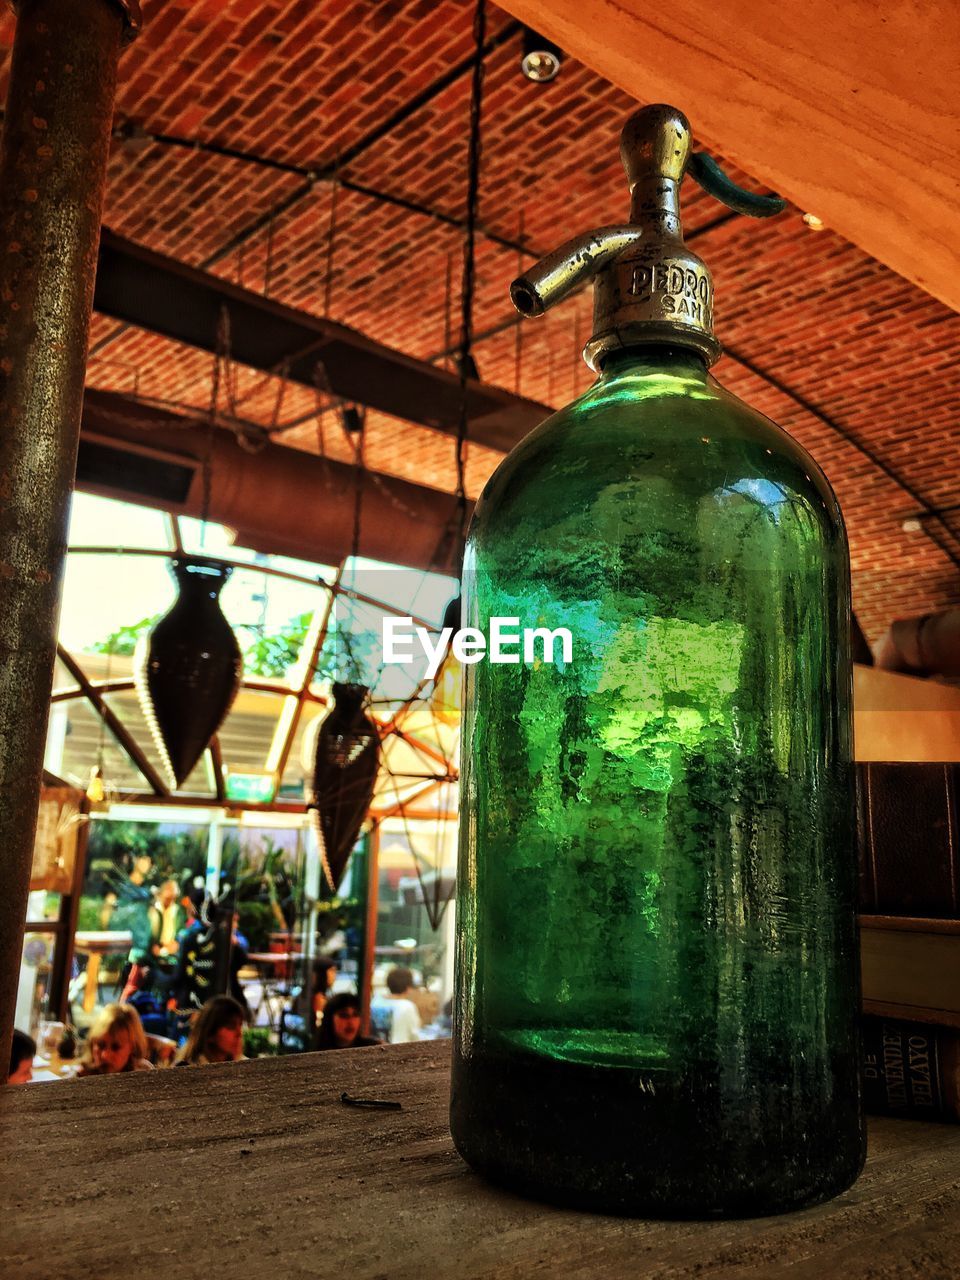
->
(0, 0, 955, 644)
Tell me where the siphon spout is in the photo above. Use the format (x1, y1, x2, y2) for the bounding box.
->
(510, 226, 641, 317)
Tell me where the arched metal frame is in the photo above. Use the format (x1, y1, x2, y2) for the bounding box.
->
(48, 511, 459, 819)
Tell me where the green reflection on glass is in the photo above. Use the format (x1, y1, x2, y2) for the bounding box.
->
(451, 348, 864, 1216)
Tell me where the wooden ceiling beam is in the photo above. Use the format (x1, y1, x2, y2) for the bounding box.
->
(498, 0, 960, 313)
(94, 229, 550, 453)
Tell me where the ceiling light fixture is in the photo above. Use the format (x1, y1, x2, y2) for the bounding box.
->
(85, 764, 108, 811)
(520, 27, 562, 83)
(802, 212, 826, 231)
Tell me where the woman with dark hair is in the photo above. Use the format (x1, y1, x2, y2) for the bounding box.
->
(8, 1029, 36, 1085)
(279, 954, 338, 1052)
(314, 992, 381, 1051)
(175, 995, 247, 1066)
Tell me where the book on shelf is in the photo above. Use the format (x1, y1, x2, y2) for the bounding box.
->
(859, 914, 960, 1026)
(857, 762, 959, 917)
(854, 751, 960, 1119)
(861, 1014, 960, 1122)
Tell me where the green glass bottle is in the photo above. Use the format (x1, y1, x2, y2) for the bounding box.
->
(450, 106, 865, 1217)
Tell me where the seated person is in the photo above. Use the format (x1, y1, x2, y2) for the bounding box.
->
(311, 956, 338, 1021)
(175, 995, 247, 1066)
(78, 1003, 153, 1075)
(280, 955, 341, 1053)
(227, 913, 252, 1023)
(369, 966, 422, 1044)
(314, 992, 381, 1051)
(405, 979, 440, 1029)
(129, 878, 187, 1003)
(7, 1029, 36, 1085)
(170, 901, 230, 1043)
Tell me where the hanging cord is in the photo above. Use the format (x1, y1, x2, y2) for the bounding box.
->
(213, 299, 249, 426)
(263, 207, 277, 297)
(311, 355, 419, 519)
(90, 633, 114, 798)
(269, 360, 291, 431)
(443, 252, 453, 372)
(312, 363, 335, 490)
(315, 263, 366, 569)
(452, 0, 487, 562)
(348, 411, 365, 566)
(514, 209, 525, 394)
(207, 307, 225, 434)
(311, 168, 343, 494)
(200, 308, 230, 544)
(323, 162, 340, 322)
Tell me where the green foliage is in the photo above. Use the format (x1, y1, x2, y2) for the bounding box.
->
(228, 832, 310, 952)
(316, 895, 362, 938)
(90, 615, 160, 657)
(243, 1026, 277, 1058)
(85, 819, 207, 894)
(240, 614, 382, 682)
(77, 894, 105, 933)
(90, 598, 384, 685)
(240, 611, 312, 677)
(236, 901, 274, 952)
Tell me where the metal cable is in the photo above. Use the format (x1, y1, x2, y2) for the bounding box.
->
(727, 346, 960, 567)
(453, 0, 487, 557)
(323, 163, 340, 321)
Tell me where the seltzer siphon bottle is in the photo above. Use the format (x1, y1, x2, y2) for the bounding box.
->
(450, 104, 865, 1217)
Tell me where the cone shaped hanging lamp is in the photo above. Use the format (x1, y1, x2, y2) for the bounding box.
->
(310, 681, 380, 891)
(136, 556, 243, 788)
(431, 592, 463, 724)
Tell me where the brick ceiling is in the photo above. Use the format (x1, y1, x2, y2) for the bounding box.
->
(0, 0, 957, 643)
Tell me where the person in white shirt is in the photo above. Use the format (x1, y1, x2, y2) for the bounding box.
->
(369, 966, 422, 1044)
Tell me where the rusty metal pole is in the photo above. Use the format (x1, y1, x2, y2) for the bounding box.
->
(0, 0, 140, 1080)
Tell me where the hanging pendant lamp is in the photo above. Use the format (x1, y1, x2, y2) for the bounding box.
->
(310, 681, 380, 891)
(136, 556, 243, 788)
(431, 591, 464, 724)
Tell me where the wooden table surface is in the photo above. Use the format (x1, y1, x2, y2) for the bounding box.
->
(2, 1042, 960, 1279)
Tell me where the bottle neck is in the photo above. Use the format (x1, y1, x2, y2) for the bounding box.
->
(596, 344, 709, 381)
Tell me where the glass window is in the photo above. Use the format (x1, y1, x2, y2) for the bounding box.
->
(218, 688, 286, 782)
(345, 557, 456, 629)
(279, 701, 324, 798)
(51, 656, 80, 696)
(103, 690, 170, 794)
(220, 566, 329, 685)
(178, 516, 256, 561)
(25, 893, 62, 924)
(68, 490, 172, 550)
(46, 696, 153, 796)
(60, 552, 175, 656)
(14, 930, 55, 1039)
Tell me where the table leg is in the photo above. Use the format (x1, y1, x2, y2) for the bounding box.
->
(83, 954, 100, 1013)
(258, 962, 279, 1035)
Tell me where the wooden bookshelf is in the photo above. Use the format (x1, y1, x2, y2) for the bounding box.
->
(2, 1042, 959, 1278)
(854, 664, 960, 763)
